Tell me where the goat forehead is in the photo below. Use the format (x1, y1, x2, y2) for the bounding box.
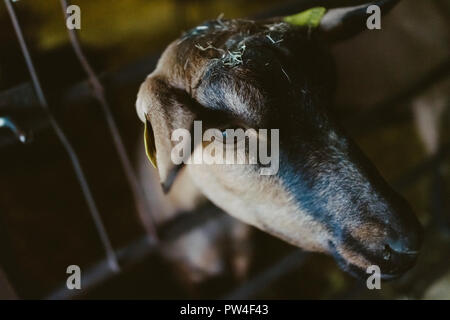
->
(173, 19, 328, 125)
(189, 46, 297, 124)
(194, 64, 268, 125)
(178, 19, 294, 72)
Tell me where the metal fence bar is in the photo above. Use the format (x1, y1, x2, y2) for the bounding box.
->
(46, 236, 152, 300)
(3, 0, 119, 272)
(0, 116, 28, 144)
(0, 265, 17, 299)
(45, 206, 225, 299)
(343, 58, 450, 135)
(223, 250, 308, 300)
(393, 142, 450, 190)
(59, 0, 158, 242)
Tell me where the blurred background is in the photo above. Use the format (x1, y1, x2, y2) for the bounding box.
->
(0, 0, 449, 299)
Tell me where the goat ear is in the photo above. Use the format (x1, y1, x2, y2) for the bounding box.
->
(318, 0, 400, 42)
(144, 119, 157, 169)
(137, 76, 195, 193)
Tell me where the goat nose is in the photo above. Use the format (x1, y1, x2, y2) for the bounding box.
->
(385, 238, 418, 256)
(384, 202, 424, 256)
(384, 227, 422, 256)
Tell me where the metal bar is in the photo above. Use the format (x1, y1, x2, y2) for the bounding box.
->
(0, 265, 18, 299)
(59, 0, 158, 242)
(342, 58, 450, 135)
(393, 142, 450, 190)
(0, 116, 28, 143)
(223, 249, 308, 300)
(45, 205, 225, 299)
(3, 0, 119, 272)
(46, 236, 152, 300)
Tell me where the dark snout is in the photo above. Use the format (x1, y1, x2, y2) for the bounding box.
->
(334, 188, 424, 280)
(334, 138, 424, 279)
(377, 195, 424, 278)
(279, 124, 424, 279)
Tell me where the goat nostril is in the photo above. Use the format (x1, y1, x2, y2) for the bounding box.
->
(385, 237, 420, 256)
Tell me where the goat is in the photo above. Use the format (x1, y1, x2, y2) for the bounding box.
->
(136, 0, 424, 281)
